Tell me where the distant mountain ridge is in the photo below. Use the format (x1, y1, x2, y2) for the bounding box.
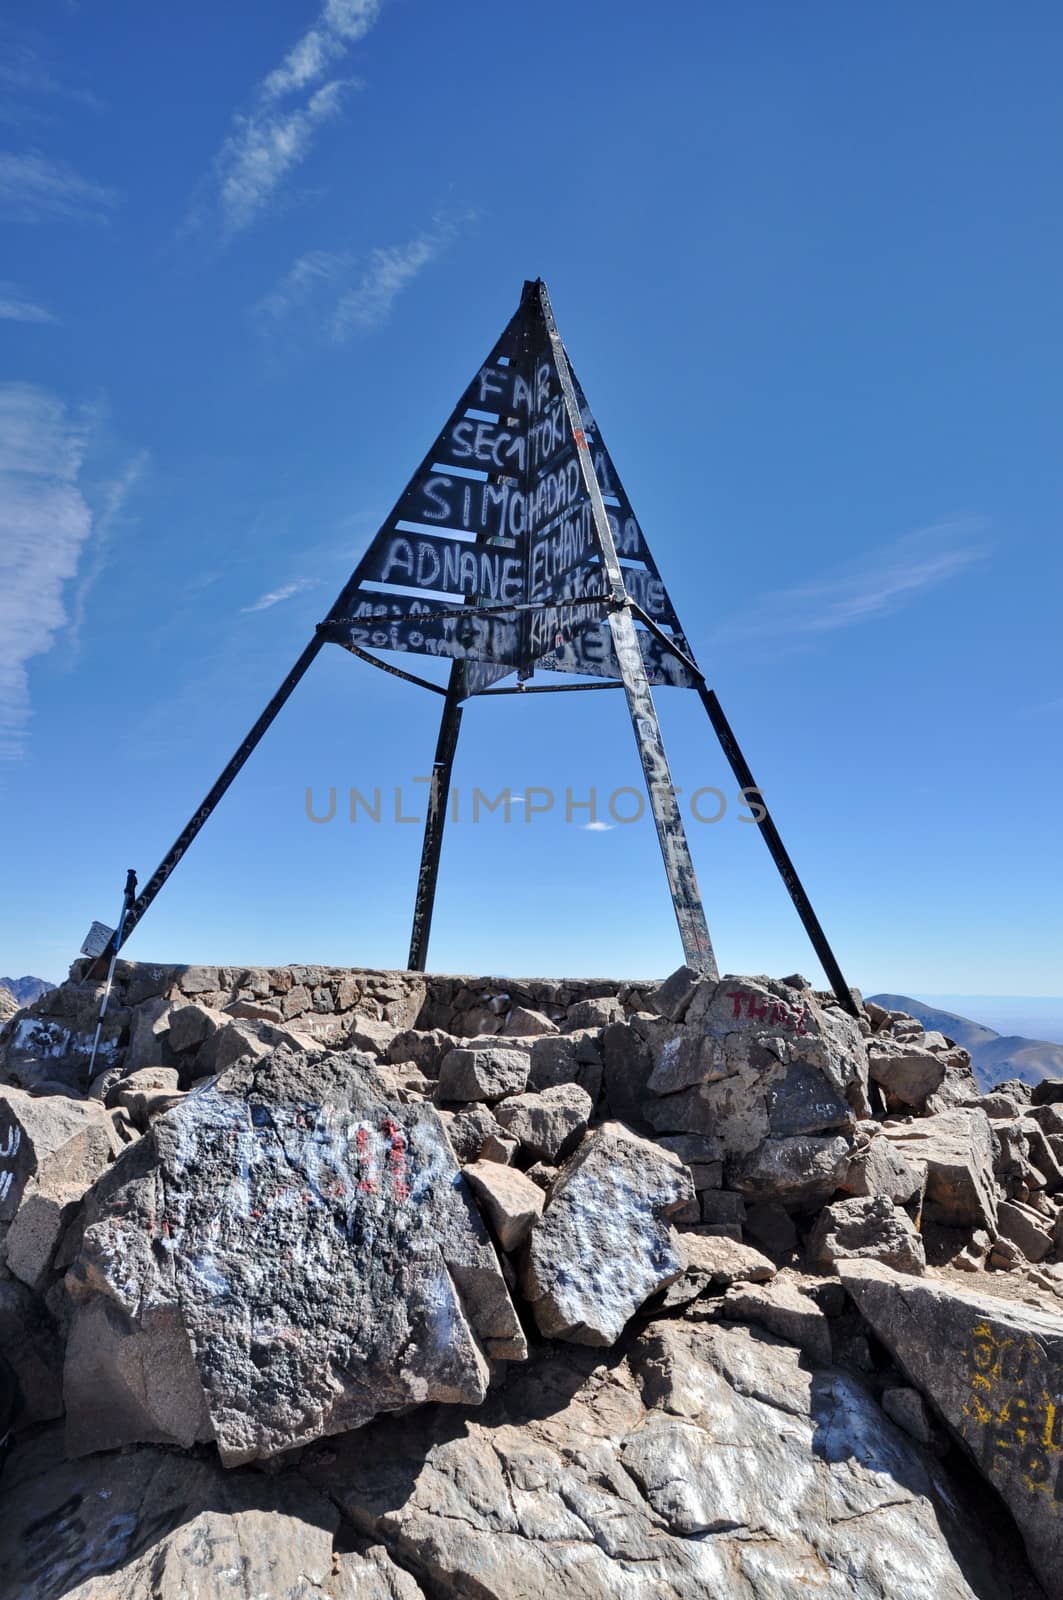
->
(0, 975, 55, 1006)
(869, 992, 1063, 1090)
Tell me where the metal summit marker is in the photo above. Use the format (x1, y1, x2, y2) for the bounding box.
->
(86, 280, 855, 1013)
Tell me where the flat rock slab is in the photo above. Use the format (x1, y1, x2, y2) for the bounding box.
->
(521, 1122, 693, 1344)
(63, 1045, 525, 1465)
(303, 1318, 1039, 1600)
(840, 1261, 1063, 1599)
(880, 1109, 998, 1232)
(0, 1427, 423, 1599)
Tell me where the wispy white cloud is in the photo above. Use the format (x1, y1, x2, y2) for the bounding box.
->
(583, 820, 615, 832)
(0, 150, 119, 223)
(0, 384, 93, 759)
(241, 578, 319, 613)
(0, 281, 56, 322)
(251, 248, 353, 325)
(0, 41, 103, 115)
(67, 454, 149, 654)
(190, 0, 382, 239)
(710, 520, 990, 657)
(332, 225, 457, 338)
(252, 215, 471, 343)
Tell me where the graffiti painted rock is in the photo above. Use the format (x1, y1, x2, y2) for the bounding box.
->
(494, 1082, 593, 1162)
(880, 1109, 998, 1231)
(807, 1195, 926, 1275)
(642, 977, 868, 1184)
(840, 1261, 1063, 1599)
(0, 1426, 424, 1600)
(436, 1045, 530, 1103)
(305, 1318, 1034, 1600)
(62, 1045, 526, 1464)
(0, 1087, 119, 1233)
(521, 1122, 693, 1344)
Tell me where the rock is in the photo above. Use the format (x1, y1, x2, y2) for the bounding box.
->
(712, 1274, 833, 1364)
(479, 1131, 519, 1164)
(494, 1082, 592, 1163)
(123, 996, 173, 1072)
(807, 1195, 926, 1276)
(882, 1385, 935, 1445)
(345, 1015, 398, 1058)
(880, 1109, 998, 1231)
(599, 1019, 653, 1125)
(840, 1261, 1063, 1599)
(0, 1087, 119, 1233)
(436, 1045, 530, 1103)
(678, 1232, 776, 1287)
(655, 1132, 724, 1190)
(4, 1181, 85, 1290)
(306, 1319, 1034, 1600)
(0, 1279, 63, 1426)
(1018, 1116, 1063, 1192)
(387, 1027, 458, 1076)
(521, 1123, 692, 1344)
(996, 1198, 1054, 1263)
(728, 1133, 852, 1211)
(698, 1189, 746, 1227)
(743, 1200, 799, 1259)
(869, 1042, 947, 1108)
(650, 963, 704, 1022)
(565, 996, 622, 1029)
(463, 1161, 544, 1251)
(438, 1104, 499, 1164)
(0, 1427, 415, 1599)
(62, 1045, 526, 1464)
(839, 1133, 926, 1205)
(527, 1032, 602, 1101)
(501, 1006, 557, 1037)
(166, 1001, 225, 1054)
(176, 964, 221, 994)
(524, 1161, 557, 1192)
(1030, 1078, 1063, 1106)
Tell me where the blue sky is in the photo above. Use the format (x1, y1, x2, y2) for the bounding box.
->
(1, 1, 1061, 999)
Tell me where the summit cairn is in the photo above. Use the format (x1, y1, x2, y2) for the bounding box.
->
(1, 959, 1061, 1598)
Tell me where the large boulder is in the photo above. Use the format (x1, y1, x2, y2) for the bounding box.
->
(641, 977, 868, 1198)
(807, 1195, 926, 1276)
(61, 1045, 526, 1465)
(521, 1123, 693, 1344)
(840, 1261, 1063, 1598)
(305, 1317, 1037, 1600)
(880, 1109, 998, 1231)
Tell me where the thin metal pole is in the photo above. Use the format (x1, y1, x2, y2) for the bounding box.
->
(625, 603, 857, 1016)
(407, 664, 464, 970)
(696, 685, 858, 1016)
(86, 868, 137, 1079)
(91, 635, 326, 970)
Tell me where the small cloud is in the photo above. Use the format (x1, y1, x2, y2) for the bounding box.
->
(253, 213, 472, 345)
(0, 150, 119, 223)
(66, 453, 148, 654)
(241, 577, 319, 613)
(0, 383, 94, 759)
(0, 41, 103, 114)
(331, 228, 451, 339)
(711, 520, 990, 660)
(0, 281, 56, 322)
(187, 0, 382, 240)
(583, 820, 615, 832)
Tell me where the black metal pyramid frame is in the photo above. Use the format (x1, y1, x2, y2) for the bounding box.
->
(94, 280, 855, 1013)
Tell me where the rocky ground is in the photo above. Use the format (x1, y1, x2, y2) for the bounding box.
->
(0, 960, 1061, 1599)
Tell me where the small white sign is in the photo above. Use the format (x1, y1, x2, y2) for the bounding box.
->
(80, 921, 114, 959)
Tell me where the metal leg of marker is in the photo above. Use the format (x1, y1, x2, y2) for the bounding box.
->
(86, 868, 138, 1085)
(408, 666, 464, 971)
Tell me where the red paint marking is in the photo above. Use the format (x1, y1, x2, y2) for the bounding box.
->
(727, 991, 812, 1036)
(573, 429, 587, 448)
